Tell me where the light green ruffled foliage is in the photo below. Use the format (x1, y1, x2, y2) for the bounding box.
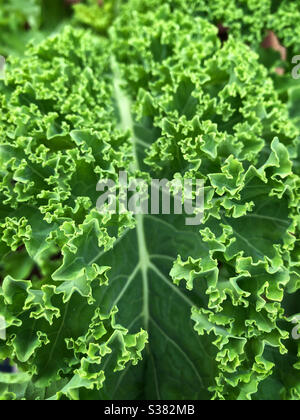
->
(73, 0, 121, 32)
(126, 0, 270, 44)
(266, 1, 300, 141)
(122, 0, 300, 170)
(125, 0, 300, 51)
(268, 1, 300, 57)
(72, 0, 300, 133)
(0, 3, 299, 400)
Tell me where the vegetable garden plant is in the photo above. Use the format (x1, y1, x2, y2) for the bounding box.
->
(0, 0, 299, 401)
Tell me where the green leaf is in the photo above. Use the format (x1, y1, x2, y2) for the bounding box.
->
(0, 5, 299, 400)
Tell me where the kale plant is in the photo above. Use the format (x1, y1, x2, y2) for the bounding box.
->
(0, 1, 299, 400)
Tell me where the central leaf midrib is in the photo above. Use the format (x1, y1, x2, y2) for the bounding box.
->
(136, 214, 151, 330)
(112, 60, 151, 330)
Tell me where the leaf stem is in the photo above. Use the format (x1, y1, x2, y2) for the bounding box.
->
(112, 58, 150, 329)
